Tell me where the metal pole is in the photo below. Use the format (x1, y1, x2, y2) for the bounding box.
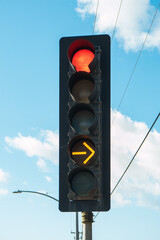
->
(82, 212, 93, 240)
(76, 212, 79, 240)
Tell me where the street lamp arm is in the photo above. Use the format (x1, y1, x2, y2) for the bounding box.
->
(13, 190, 80, 240)
(13, 190, 59, 202)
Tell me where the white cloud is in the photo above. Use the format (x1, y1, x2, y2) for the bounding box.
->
(22, 181, 28, 186)
(111, 110, 160, 209)
(36, 158, 48, 172)
(76, 0, 160, 51)
(45, 176, 52, 182)
(0, 189, 8, 195)
(0, 169, 9, 196)
(4, 114, 160, 209)
(5, 130, 59, 166)
(0, 169, 9, 183)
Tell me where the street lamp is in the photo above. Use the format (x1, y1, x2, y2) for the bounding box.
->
(13, 190, 59, 202)
(13, 190, 80, 240)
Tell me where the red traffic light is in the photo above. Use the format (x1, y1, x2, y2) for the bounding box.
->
(68, 39, 97, 73)
(72, 49, 94, 73)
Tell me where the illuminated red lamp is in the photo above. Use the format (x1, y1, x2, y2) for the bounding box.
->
(72, 49, 94, 73)
(68, 39, 97, 73)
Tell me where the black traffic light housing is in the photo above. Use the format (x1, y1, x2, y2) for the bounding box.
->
(59, 35, 110, 212)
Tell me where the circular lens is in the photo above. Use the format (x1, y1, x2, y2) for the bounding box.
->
(72, 79, 94, 103)
(71, 170, 97, 196)
(71, 110, 95, 135)
(68, 72, 97, 104)
(72, 49, 95, 73)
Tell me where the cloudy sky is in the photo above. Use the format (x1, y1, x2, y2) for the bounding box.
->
(0, 1, 160, 240)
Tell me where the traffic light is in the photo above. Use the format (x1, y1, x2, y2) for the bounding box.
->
(59, 35, 110, 212)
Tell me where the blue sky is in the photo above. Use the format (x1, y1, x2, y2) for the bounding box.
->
(0, 0, 160, 240)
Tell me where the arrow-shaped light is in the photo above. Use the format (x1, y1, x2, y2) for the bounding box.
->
(82, 142, 95, 164)
(72, 141, 95, 165)
(72, 151, 87, 155)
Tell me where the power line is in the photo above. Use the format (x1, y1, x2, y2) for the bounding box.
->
(93, 0, 100, 34)
(94, 113, 160, 220)
(111, 112, 160, 195)
(111, 0, 123, 42)
(112, 1, 160, 126)
(93, 0, 124, 38)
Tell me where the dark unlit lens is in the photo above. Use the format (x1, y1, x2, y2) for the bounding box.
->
(71, 171, 96, 196)
(71, 79, 94, 103)
(71, 110, 94, 135)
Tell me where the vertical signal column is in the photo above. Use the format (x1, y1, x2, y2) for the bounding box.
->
(67, 39, 100, 202)
(59, 35, 110, 212)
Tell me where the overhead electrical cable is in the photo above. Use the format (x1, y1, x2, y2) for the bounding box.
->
(111, 0, 123, 42)
(93, 0, 100, 34)
(111, 112, 160, 195)
(93, 0, 124, 39)
(112, 1, 160, 126)
(94, 113, 160, 220)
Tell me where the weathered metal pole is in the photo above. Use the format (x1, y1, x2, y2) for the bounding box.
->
(82, 212, 93, 240)
(76, 212, 79, 240)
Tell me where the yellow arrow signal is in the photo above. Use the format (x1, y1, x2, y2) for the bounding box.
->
(82, 142, 95, 164)
(72, 141, 95, 165)
(72, 151, 87, 155)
